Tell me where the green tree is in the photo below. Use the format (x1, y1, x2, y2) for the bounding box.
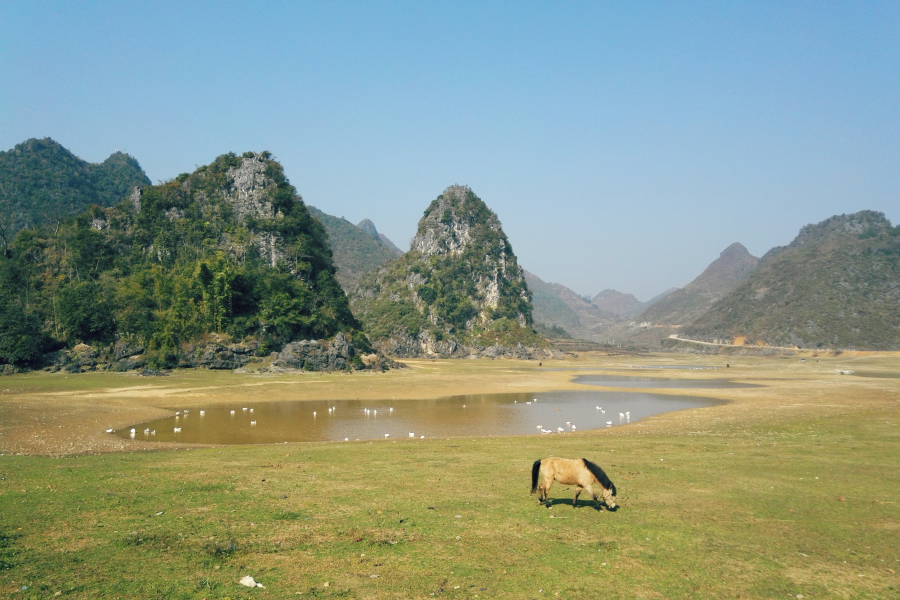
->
(57, 280, 116, 345)
(0, 300, 43, 364)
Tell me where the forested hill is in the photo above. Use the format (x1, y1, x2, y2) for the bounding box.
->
(0, 138, 150, 239)
(350, 185, 553, 359)
(0, 152, 383, 371)
(683, 211, 900, 350)
(307, 207, 402, 292)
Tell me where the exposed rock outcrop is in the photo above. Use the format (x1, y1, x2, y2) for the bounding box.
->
(274, 332, 402, 371)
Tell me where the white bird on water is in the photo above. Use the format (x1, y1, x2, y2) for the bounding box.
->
(199, 410, 205, 416)
(249, 408, 254, 413)
(619, 412, 625, 420)
(536, 425, 542, 429)
(174, 427, 181, 433)
(144, 428, 150, 434)
(571, 425, 577, 431)
(250, 421, 257, 426)
(151, 430, 156, 435)
(390, 407, 394, 413)
(385, 433, 390, 438)
(130, 428, 136, 433)
(105, 429, 113, 433)
(313, 411, 317, 417)
(606, 421, 613, 427)
(566, 421, 571, 426)
(345, 437, 349, 441)
(420, 435, 425, 439)
(557, 427, 564, 433)
(230, 410, 235, 415)
(242, 407, 248, 411)
(409, 432, 415, 438)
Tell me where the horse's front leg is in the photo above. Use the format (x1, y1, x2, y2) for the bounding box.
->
(583, 484, 599, 510)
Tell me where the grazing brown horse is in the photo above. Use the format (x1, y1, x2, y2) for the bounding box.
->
(531, 457, 617, 510)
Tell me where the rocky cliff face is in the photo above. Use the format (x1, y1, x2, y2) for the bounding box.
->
(350, 185, 553, 358)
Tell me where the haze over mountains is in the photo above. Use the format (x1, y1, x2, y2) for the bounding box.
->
(1, 137, 898, 366)
(636, 243, 760, 326)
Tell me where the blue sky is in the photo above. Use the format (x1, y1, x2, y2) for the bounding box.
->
(2, 1, 897, 299)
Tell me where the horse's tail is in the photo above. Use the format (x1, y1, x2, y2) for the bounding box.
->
(582, 458, 616, 496)
(531, 459, 542, 493)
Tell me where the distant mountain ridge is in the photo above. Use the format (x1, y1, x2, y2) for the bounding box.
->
(684, 211, 900, 350)
(525, 269, 677, 341)
(357, 218, 404, 255)
(591, 289, 645, 319)
(0, 138, 150, 238)
(523, 270, 582, 333)
(307, 207, 401, 292)
(637, 242, 759, 325)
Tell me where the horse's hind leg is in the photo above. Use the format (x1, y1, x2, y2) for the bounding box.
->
(541, 482, 553, 508)
(573, 485, 583, 508)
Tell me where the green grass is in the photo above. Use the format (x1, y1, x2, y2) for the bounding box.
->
(2, 407, 899, 598)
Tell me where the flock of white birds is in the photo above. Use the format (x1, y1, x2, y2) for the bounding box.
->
(110, 397, 635, 440)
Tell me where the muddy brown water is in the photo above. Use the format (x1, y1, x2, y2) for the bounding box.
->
(116, 390, 723, 444)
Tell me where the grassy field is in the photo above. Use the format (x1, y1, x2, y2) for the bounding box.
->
(1, 353, 899, 598)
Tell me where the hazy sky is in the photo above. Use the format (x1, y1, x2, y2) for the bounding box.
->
(2, 2, 897, 299)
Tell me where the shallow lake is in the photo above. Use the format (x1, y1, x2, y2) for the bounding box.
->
(573, 374, 757, 389)
(117, 390, 723, 445)
(850, 371, 900, 379)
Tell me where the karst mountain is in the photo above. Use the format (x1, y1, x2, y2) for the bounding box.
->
(684, 211, 900, 350)
(0, 151, 392, 371)
(350, 185, 551, 358)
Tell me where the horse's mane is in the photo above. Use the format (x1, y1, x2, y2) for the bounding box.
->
(582, 458, 616, 496)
